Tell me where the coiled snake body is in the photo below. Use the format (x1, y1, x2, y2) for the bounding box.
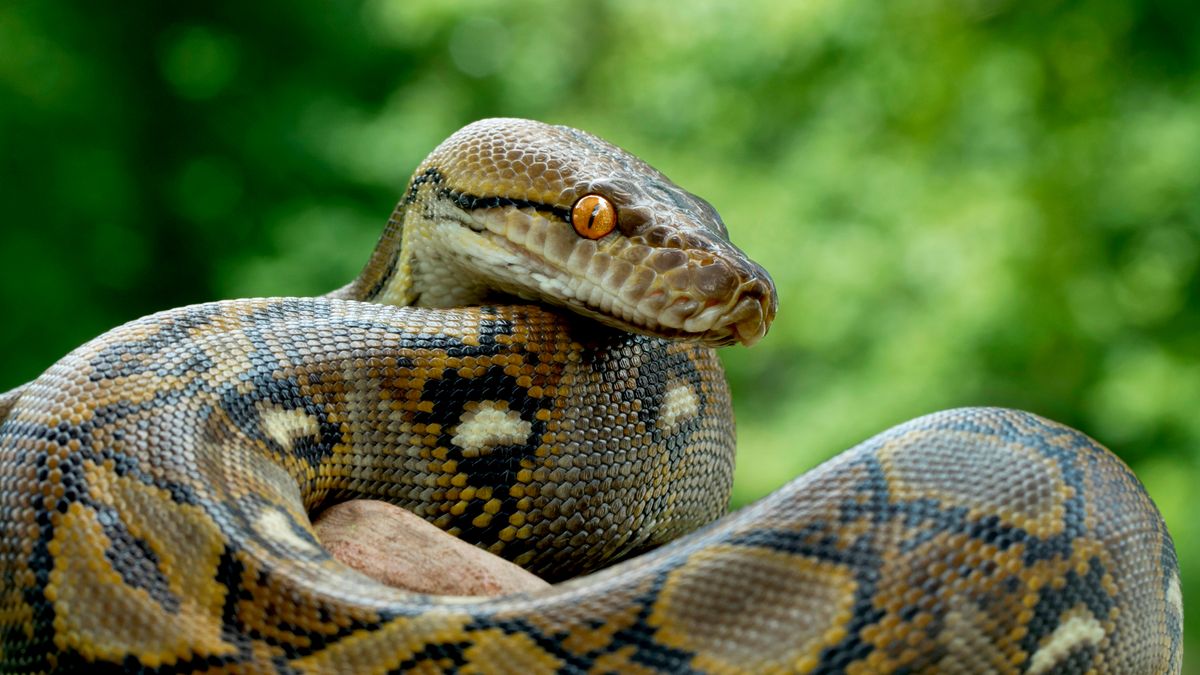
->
(0, 119, 1182, 673)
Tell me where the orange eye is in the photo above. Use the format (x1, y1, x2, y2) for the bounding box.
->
(571, 194, 617, 240)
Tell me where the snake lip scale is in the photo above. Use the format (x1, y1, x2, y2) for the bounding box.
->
(0, 118, 1182, 673)
(484, 231, 773, 348)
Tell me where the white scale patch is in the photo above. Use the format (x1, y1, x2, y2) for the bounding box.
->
(1167, 573, 1183, 621)
(258, 405, 320, 450)
(1027, 610, 1106, 674)
(937, 600, 1010, 671)
(658, 381, 700, 431)
(454, 402, 531, 457)
(255, 508, 319, 553)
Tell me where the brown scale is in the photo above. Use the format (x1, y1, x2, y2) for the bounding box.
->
(0, 119, 1182, 673)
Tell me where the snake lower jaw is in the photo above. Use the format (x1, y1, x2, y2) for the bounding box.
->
(604, 285, 774, 347)
(654, 283, 773, 347)
(724, 295, 773, 347)
(564, 291, 772, 348)
(584, 258, 776, 346)
(691, 279, 776, 347)
(480, 235, 775, 347)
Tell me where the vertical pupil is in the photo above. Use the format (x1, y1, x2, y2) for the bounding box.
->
(588, 201, 602, 231)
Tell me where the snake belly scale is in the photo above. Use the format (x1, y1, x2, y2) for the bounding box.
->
(0, 118, 1182, 673)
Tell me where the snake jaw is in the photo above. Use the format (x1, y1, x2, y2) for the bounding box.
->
(432, 199, 779, 347)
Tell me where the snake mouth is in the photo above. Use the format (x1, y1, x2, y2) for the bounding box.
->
(689, 279, 776, 347)
(481, 214, 777, 347)
(577, 274, 775, 347)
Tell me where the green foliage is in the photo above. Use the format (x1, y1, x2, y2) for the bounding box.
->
(1, 0, 1195, 662)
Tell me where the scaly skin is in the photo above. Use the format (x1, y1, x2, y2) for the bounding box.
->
(0, 119, 1182, 673)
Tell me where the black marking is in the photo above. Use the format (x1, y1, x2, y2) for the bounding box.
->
(9, 476, 65, 673)
(788, 456, 888, 671)
(375, 169, 565, 300)
(97, 505, 182, 613)
(1053, 645, 1101, 674)
(384, 640, 471, 674)
(463, 616, 592, 672)
(216, 369, 335, 467)
(445, 189, 571, 222)
(88, 305, 222, 382)
(726, 518, 888, 672)
(413, 362, 543, 556)
(463, 555, 702, 672)
(464, 582, 705, 675)
(402, 167, 445, 205)
(210, 305, 346, 469)
(630, 339, 708, 449)
(603, 564, 705, 672)
(84, 372, 214, 431)
(215, 546, 255, 658)
(222, 497, 331, 566)
(363, 252, 401, 301)
(211, 544, 395, 661)
(0, 421, 234, 671)
(1018, 556, 1115, 660)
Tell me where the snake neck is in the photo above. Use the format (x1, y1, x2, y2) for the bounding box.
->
(329, 203, 424, 306)
(329, 192, 502, 309)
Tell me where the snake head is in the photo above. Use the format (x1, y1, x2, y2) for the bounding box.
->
(396, 118, 778, 347)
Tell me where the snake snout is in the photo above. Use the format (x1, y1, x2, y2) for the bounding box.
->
(676, 257, 776, 347)
(727, 276, 776, 346)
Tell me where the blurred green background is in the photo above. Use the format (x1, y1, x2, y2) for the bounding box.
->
(1, 0, 1195, 663)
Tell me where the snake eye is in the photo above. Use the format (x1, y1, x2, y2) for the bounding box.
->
(571, 194, 617, 240)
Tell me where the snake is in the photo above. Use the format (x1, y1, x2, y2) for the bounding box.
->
(0, 118, 1183, 673)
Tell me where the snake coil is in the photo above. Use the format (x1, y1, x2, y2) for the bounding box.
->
(0, 119, 1182, 673)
